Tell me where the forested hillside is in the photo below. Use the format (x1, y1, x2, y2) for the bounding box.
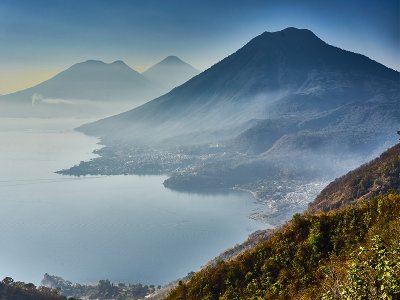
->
(166, 144, 400, 299)
(309, 143, 400, 212)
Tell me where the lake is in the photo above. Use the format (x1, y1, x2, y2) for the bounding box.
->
(0, 118, 265, 285)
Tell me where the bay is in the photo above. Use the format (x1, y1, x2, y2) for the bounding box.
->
(0, 118, 265, 285)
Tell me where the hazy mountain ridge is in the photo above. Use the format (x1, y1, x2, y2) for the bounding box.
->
(1, 60, 161, 102)
(79, 27, 399, 141)
(0, 56, 199, 117)
(0, 60, 163, 117)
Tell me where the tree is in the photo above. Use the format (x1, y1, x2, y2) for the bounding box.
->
(340, 235, 400, 299)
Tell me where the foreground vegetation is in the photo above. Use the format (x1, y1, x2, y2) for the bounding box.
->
(167, 192, 400, 299)
(165, 143, 400, 300)
(310, 144, 400, 212)
(0, 277, 76, 300)
(4, 144, 399, 299)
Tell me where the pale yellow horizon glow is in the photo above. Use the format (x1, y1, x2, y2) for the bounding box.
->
(0, 59, 206, 95)
(0, 69, 59, 95)
(135, 64, 151, 73)
(0, 64, 157, 95)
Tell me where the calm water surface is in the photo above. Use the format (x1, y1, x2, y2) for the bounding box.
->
(0, 118, 265, 285)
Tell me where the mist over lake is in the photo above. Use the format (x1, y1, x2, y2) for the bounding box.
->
(0, 118, 265, 285)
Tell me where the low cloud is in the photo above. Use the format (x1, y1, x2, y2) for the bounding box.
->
(31, 93, 75, 106)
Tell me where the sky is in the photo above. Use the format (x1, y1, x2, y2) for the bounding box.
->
(0, 0, 399, 94)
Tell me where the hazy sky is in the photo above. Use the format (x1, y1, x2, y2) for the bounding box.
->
(0, 0, 399, 94)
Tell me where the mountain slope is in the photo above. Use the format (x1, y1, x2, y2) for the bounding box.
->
(65, 27, 400, 197)
(165, 144, 400, 300)
(0, 60, 165, 116)
(309, 143, 400, 212)
(80, 27, 399, 151)
(142, 56, 199, 90)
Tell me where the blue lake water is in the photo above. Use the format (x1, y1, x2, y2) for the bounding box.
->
(0, 118, 265, 285)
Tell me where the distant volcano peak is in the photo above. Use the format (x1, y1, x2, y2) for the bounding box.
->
(78, 59, 106, 66)
(254, 27, 322, 45)
(72, 60, 131, 69)
(111, 60, 128, 66)
(142, 56, 199, 89)
(278, 27, 314, 34)
(159, 56, 187, 65)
